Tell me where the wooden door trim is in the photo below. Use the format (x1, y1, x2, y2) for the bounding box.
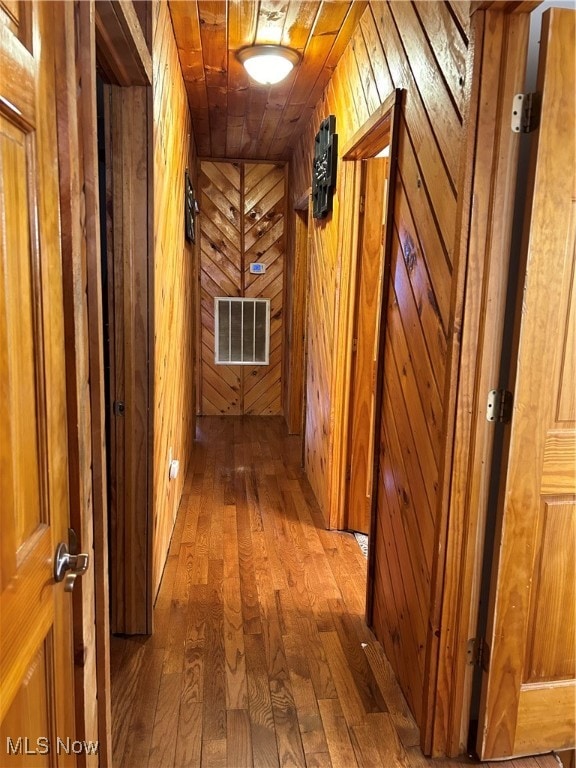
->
(79, 0, 114, 755)
(53, 0, 113, 761)
(340, 90, 398, 161)
(54, 0, 152, 754)
(476, 7, 575, 758)
(328, 89, 402, 532)
(284, 189, 310, 435)
(95, 0, 151, 85)
(427, 9, 531, 757)
(294, 187, 311, 212)
(96, 0, 153, 636)
(344, 158, 388, 535)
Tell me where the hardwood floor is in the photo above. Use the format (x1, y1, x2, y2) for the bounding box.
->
(111, 416, 563, 768)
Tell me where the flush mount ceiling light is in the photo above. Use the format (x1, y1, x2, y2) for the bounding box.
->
(237, 45, 300, 85)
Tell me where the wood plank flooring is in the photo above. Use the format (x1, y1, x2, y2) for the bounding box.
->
(110, 416, 563, 768)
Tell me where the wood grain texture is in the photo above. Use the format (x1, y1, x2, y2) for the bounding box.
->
(109, 417, 562, 768)
(346, 158, 388, 534)
(152, 0, 197, 599)
(432, 10, 531, 757)
(199, 161, 243, 414)
(80, 1, 113, 758)
(0, 0, 76, 751)
(105, 84, 151, 634)
(282, 198, 309, 435)
(477, 8, 576, 759)
(289, 0, 471, 744)
(95, 0, 152, 85)
(199, 160, 285, 416)
(54, 1, 112, 760)
(169, 1, 367, 160)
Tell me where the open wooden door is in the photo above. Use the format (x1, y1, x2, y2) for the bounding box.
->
(0, 0, 80, 760)
(477, 7, 575, 759)
(346, 158, 388, 534)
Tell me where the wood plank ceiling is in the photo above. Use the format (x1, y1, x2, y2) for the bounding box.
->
(168, 1, 368, 160)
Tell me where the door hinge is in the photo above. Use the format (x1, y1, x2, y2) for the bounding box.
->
(467, 637, 490, 672)
(511, 92, 540, 134)
(486, 389, 513, 423)
(352, 338, 358, 353)
(359, 195, 365, 214)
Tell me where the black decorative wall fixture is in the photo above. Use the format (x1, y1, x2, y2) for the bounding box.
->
(312, 115, 337, 219)
(185, 169, 197, 243)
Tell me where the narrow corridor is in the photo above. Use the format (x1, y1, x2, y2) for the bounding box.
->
(110, 417, 560, 768)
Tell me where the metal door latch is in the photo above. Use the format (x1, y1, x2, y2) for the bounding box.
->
(54, 529, 89, 592)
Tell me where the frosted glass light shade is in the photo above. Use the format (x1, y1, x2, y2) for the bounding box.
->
(237, 45, 300, 85)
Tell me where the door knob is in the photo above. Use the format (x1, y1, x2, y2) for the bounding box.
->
(54, 534, 89, 593)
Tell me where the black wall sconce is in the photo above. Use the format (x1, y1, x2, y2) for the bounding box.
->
(312, 115, 337, 219)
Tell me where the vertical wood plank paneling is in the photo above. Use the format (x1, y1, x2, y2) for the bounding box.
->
(289, 0, 473, 742)
(153, 0, 197, 599)
(199, 160, 285, 417)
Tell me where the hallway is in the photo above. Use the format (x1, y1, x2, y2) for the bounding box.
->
(110, 417, 560, 768)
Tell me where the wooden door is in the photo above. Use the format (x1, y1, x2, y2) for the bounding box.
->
(199, 161, 243, 415)
(346, 158, 388, 534)
(199, 161, 285, 416)
(243, 163, 285, 416)
(477, 8, 575, 759)
(0, 0, 77, 760)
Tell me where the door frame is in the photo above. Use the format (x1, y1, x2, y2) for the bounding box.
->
(284, 187, 311, 438)
(54, 0, 152, 758)
(429, 5, 536, 758)
(54, 1, 114, 761)
(344, 157, 389, 535)
(328, 89, 402, 532)
(475, 7, 575, 758)
(95, 1, 153, 636)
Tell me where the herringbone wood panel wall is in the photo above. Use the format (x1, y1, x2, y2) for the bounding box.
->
(199, 161, 285, 415)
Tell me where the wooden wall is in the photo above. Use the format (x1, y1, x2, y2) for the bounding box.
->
(290, 0, 472, 736)
(152, 0, 197, 598)
(198, 161, 285, 416)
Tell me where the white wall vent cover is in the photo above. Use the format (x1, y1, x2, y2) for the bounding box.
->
(214, 297, 270, 365)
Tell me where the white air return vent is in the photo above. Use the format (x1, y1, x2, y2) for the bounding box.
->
(214, 297, 270, 365)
